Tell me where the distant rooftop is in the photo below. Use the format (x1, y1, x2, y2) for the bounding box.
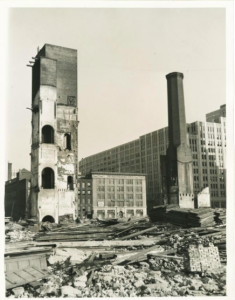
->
(88, 171, 146, 177)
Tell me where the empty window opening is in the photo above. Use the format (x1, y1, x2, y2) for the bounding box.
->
(119, 211, 124, 218)
(42, 167, 54, 189)
(42, 215, 55, 223)
(67, 176, 74, 190)
(64, 133, 71, 150)
(42, 125, 54, 144)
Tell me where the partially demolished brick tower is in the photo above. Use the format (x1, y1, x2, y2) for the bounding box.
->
(161, 72, 194, 208)
(30, 44, 78, 223)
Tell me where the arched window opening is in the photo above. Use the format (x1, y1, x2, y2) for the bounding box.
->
(67, 176, 74, 190)
(42, 167, 54, 189)
(42, 215, 55, 223)
(64, 133, 71, 150)
(42, 125, 54, 144)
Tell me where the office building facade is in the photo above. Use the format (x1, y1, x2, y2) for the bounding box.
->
(79, 106, 226, 209)
(77, 172, 147, 219)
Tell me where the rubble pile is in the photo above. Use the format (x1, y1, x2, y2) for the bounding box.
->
(165, 208, 189, 226)
(5, 222, 37, 243)
(6, 230, 36, 243)
(5, 212, 227, 298)
(150, 206, 217, 227)
(214, 209, 226, 225)
(149, 204, 178, 222)
(187, 209, 215, 227)
(59, 214, 75, 225)
(6, 247, 226, 298)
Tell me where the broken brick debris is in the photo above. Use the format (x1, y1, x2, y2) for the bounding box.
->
(214, 208, 226, 225)
(5, 214, 226, 297)
(184, 244, 221, 272)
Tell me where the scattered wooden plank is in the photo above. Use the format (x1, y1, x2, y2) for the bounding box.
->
(36, 233, 113, 241)
(5, 246, 53, 256)
(114, 226, 135, 237)
(112, 244, 164, 266)
(45, 228, 115, 235)
(148, 249, 177, 257)
(119, 226, 158, 240)
(53, 238, 161, 248)
(5, 253, 49, 289)
(150, 254, 183, 260)
(87, 270, 94, 285)
(87, 252, 97, 262)
(198, 230, 226, 238)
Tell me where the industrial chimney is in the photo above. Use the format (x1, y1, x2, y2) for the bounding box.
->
(8, 162, 12, 181)
(161, 72, 194, 208)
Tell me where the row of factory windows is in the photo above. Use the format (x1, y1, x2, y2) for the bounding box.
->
(211, 201, 226, 208)
(97, 179, 142, 185)
(77, 198, 91, 204)
(41, 169, 143, 191)
(92, 210, 144, 219)
(97, 186, 142, 192)
(78, 182, 91, 189)
(194, 175, 224, 181)
(81, 147, 224, 171)
(78, 190, 91, 195)
(97, 193, 143, 200)
(83, 138, 224, 166)
(80, 123, 226, 163)
(99, 201, 144, 207)
(77, 199, 144, 207)
(78, 190, 143, 199)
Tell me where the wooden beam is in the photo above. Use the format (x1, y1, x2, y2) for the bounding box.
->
(119, 226, 158, 240)
(51, 238, 161, 248)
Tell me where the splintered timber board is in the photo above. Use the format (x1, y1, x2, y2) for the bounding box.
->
(5, 253, 49, 290)
(5, 265, 48, 290)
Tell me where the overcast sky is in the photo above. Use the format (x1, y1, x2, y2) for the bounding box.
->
(5, 7, 225, 174)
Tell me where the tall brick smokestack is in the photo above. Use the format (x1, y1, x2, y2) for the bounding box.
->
(165, 72, 194, 208)
(8, 162, 12, 181)
(166, 72, 187, 149)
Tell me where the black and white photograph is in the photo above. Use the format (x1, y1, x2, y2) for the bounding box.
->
(0, 0, 234, 299)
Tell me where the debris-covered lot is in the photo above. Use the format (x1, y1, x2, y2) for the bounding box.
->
(5, 207, 226, 298)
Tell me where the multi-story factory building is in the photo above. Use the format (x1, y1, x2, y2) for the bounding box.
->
(77, 176, 93, 219)
(206, 104, 226, 123)
(5, 167, 31, 221)
(29, 44, 79, 223)
(76, 172, 147, 219)
(79, 105, 226, 210)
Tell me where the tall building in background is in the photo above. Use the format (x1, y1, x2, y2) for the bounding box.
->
(79, 107, 226, 210)
(206, 104, 226, 123)
(29, 44, 79, 223)
(5, 168, 31, 221)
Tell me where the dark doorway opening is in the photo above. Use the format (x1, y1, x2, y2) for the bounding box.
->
(67, 176, 74, 190)
(42, 167, 54, 189)
(42, 215, 55, 223)
(42, 125, 54, 144)
(64, 133, 71, 150)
